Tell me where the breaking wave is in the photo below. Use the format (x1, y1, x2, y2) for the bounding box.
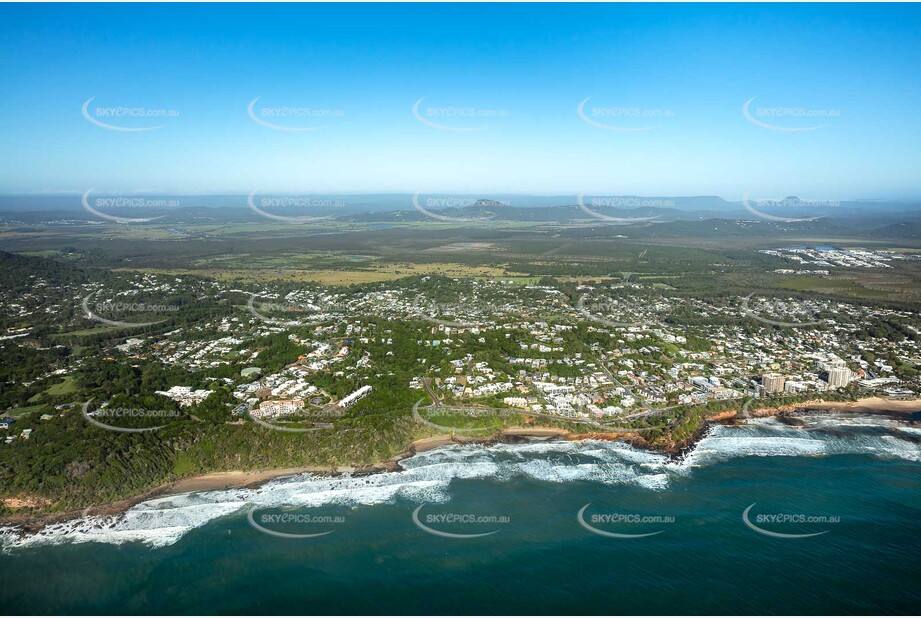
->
(1, 414, 917, 550)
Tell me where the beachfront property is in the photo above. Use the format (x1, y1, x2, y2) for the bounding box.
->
(825, 366, 853, 389)
(761, 373, 786, 394)
(857, 377, 901, 389)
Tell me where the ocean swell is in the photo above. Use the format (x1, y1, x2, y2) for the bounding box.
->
(1, 414, 917, 550)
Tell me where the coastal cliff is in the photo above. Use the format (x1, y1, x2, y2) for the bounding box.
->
(3, 397, 919, 530)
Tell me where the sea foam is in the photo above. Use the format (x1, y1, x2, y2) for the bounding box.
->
(1, 414, 917, 550)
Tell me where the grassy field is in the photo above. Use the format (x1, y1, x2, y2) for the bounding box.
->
(50, 325, 131, 339)
(423, 411, 507, 430)
(777, 271, 921, 301)
(117, 260, 535, 285)
(4, 217, 921, 301)
(27, 377, 77, 403)
(45, 376, 78, 397)
(4, 403, 50, 419)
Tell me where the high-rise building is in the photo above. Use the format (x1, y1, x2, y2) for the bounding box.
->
(826, 366, 852, 389)
(761, 372, 785, 394)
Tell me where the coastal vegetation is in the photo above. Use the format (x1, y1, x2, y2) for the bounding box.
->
(1, 221, 919, 522)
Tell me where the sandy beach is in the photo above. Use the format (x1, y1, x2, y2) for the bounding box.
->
(802, 397, 921, 415)
(501, 427, 570, 437)
(739, 396, 921, 421)
(409, 427, 571, 454)
(163, 467, 331, 495)
(127, 396, 921, 506)
(3, 396, 919, 530)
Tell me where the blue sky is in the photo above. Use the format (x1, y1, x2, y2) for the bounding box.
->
(0, 3, 919, 199)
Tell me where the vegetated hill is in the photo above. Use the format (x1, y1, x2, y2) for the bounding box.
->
(0, 250, 90, 290)
(345, 195, 921, 226)
(864, 221, 921, 240)
(554, 217, 872, 241)
(350, 202, 703, 223)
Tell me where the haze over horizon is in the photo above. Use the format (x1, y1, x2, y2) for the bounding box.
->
(1, 5, 921, 616)
(1, 3, 919, 199)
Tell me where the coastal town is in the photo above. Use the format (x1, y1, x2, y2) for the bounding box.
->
(2, 5, 918, 613)
(2, 265, 918, 439)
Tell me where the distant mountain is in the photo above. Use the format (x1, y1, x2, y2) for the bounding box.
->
(1, 194, 918, 229)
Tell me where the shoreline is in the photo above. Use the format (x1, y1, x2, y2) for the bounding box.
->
(3, 396, 919, 532)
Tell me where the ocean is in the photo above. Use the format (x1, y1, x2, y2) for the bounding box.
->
(1, 414, 918, 615)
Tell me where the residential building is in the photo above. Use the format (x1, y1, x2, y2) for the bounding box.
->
(762, 373, 785, 394)
(338, 385, 372, 408)
(254, 399, 304, 418)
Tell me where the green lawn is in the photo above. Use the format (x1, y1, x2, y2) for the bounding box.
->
(424, 412, 505, 430)
(46, 375, 78, 396)
(50, 325, 130, 339)
(27, 376, 79, 404)
(4, 403, 50, 419)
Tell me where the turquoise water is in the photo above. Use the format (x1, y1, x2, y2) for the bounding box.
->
(1, 415, 918, 615)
